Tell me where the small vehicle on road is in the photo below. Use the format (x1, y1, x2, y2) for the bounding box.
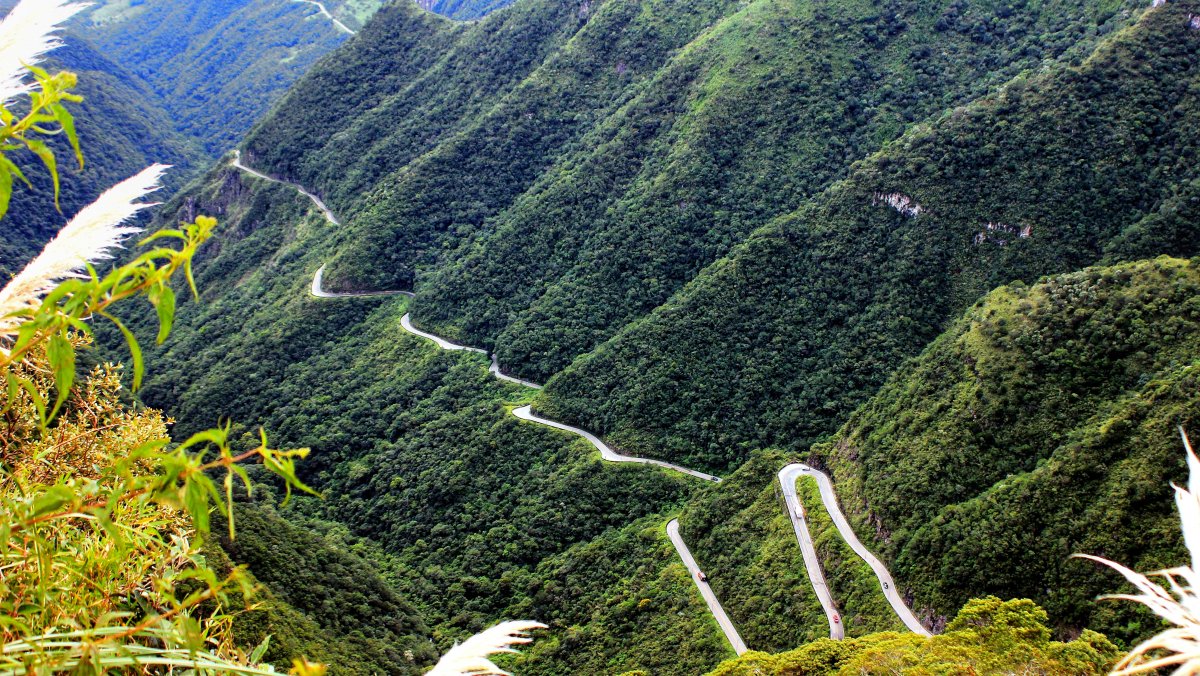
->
(832, 614, 840, 624)
(696, 571, 708, 582)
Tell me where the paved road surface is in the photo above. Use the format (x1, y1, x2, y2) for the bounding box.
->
(779, 464, 930, 637)
(293, 0, 356, 34)
(779, 464, 843, 640)
(231, 151, 343, 226)
(512, 406, 721, 482)
(666, 519, 748, 655)
(312, 265, 414, 298)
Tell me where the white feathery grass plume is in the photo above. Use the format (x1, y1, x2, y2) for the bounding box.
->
(0, 164, 168, 337)
(0, 0, 91, 106)
(426, 621, 546, 676)
(1081, 429, 1200, 675)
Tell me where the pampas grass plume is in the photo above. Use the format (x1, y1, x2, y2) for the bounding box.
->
(0, 164, 168, 336)
(426, 621, 546, 676)
(0, 0, 90, 105)
(1083, 429, 1200, 674)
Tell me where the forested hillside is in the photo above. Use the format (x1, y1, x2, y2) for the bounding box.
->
(124, 158, 722, 672)
(816, 257, 1200, 644)
(541, 1, 1200, 472)
(266, 0, 1148, 385)
(83, 0, 1200, 670)
(76, 0, 371, 155)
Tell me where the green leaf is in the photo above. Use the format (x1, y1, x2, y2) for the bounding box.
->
(49, 102, 83, 170)
(149, 284, 176, 344)
(23, 138, 59, 211)
(250, 636, 272, 664)
(45, 333, 75, 420)
(102, 312, 143, 391)
(29, 486, 74, 518)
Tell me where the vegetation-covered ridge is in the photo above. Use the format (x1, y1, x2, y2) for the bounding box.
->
(540, 0, 1200, 474)
(230, 149, 954, 660)
(817, 256, 1200, 643)
(127, 153, 721, 673)
(272, 0, 1150, 387)
(82, 0, 1200, 669)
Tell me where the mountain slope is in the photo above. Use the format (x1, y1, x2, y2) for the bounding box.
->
(120, 158, 711, 671)
(95, 0, 1200, 670)
(412, 0, 1147, 381)
(539, 1, 1200, 472)
(77, 0, 382, 155)
(815, 257, 1200, 644)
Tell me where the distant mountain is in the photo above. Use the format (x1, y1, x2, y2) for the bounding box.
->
(76, 0, 372, 156)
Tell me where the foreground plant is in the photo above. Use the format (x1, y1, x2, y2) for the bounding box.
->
(0, 0, 322, 672)
(427, 622, 547, 676)
(1082, 429, 1200, 675)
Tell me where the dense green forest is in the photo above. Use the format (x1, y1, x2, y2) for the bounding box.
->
(75, 0, 367, 156)
(540, 2, 1200, 472)
(119, 160, 722, 671)
(41, 0, 1200, 670)
(815, 257, 1200, 644)
(258, 0, 1148, 384)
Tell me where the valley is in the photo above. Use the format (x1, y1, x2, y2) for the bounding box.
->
(4, 0, 1200, 672)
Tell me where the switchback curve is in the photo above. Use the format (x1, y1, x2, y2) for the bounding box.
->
(780, 464, 930, 638)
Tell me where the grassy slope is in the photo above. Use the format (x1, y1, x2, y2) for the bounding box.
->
(540, 1, 1200, 473)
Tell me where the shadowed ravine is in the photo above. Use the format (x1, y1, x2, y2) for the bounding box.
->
(229, 152, 931, 651)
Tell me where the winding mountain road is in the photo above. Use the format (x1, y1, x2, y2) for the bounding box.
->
(231, 151, 928, 653)
(667, 519, 748, 655)
(780, 464, 930, 637)
(232, 151, 342, 226)
(512, 406, 720, 482)
(292, 0, 356, 35)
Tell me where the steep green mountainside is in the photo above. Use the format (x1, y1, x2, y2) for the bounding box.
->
(275, 0, 1149, 383)
(540, 2, 1200, 472)
(413, 0, 1144, 382)
(670, 257, 1198, 652)
(814, 257, 1199, 643)
(123, 160, 722, 672)
(210, 506, 437, 674)
(86, 0, 1200, 669)
(244, 0, 751, 253)
(76, 0, 383, 155)
(0, 36, 203, 278)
